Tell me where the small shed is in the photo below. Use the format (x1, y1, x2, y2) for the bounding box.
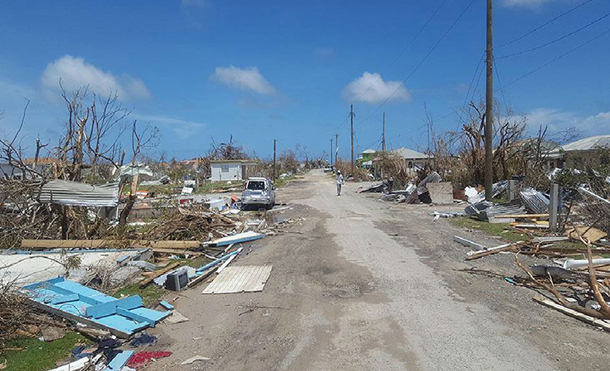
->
(210, 160, 258, 181)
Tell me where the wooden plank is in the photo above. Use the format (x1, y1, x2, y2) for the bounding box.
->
(495, 214, 549, 219)
(21, 239, 200, 250)
(465, 242, 522, 261)
(187, 266, 218, 288)
(511, 224, 549, 229)
(453, 236, 485, 251)
(531, 236, 569, 243)
(533, 296, 610, 332)
(139, 262, 180, 288)
(245, 266, 272, 292)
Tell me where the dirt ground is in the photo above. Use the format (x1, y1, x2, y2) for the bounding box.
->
(146, 169, 610, 371)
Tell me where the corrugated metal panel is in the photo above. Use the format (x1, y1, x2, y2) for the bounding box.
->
(37, 179, 119, 207)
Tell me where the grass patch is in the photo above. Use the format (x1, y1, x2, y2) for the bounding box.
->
(449, 217, 529, 242)
(1, 332, 88, 371)
(113, 283, 166, 306)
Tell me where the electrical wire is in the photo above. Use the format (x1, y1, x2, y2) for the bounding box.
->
(497, 11, 610, 60)
(356, 0, 477, 129)
(502, 27, 610, 90)
(494, 58, 509, 112)
(498, 0, 596, 48)
(457, 52, 485, 126)
(352, 0, 450, 104)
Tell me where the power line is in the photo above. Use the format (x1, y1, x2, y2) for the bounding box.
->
(497, 11, 610, 60)
(494, 58, 509, 111)
(502, 27, 610, 90)
(498, 0, 596, 48)
(353, 0, 450, 104)
(357, 0, 477, 128)
(457, 52, 485, 126)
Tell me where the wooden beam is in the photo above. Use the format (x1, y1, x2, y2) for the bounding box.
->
(494, 214, 549, 219)
(533, 296, 610, 332)
(465, 242, 523, 261)
(21, 239, 200, 250)
(139, 262, 180, 288)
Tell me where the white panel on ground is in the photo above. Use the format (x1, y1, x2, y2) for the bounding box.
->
(202, 265, 272, 294)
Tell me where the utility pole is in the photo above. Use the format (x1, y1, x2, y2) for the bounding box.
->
(382, 112, 386, 152)
(273, 139, 277, 182)
(335, 133, 339, 167)
(330, 138, 333, 166)
(484, 0, 494, 201)
(350, 104, 355, 176)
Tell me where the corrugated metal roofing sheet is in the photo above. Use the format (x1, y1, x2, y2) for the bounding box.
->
(392, 147, 432, 160)
(562, 135, 610, 152)
(37, 179, 119, 207)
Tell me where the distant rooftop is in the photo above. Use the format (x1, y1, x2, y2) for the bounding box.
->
(361, 149, 376, 154)
(561, 135, 610, 152)
(393, 147, 432, 159)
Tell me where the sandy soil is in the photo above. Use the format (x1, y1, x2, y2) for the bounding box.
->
(145, 169, 610, 371)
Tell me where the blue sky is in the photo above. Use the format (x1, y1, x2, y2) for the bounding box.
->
(1, 0, 609, 160)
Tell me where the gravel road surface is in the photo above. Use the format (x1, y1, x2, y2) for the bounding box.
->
(147, 169, 610, 371)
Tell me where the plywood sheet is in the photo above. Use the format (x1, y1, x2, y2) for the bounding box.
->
(202, 265, 272, 294)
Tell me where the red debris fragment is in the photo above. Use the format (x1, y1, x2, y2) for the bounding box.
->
(126, 351, 172, 368)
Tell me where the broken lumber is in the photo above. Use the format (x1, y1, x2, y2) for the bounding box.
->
(139, 262, 181, 288)
(152, 248, 203, 256)
(465, 242, 523, 261)
(511, 224, 548, 229)
(21, 239, 201, 250)
(495, 213, 549, 219)
(531, 236, 569, 243)
(453, 236, 485, 251)
(533, 296, 610, 332)
(567, 227, 607, 243)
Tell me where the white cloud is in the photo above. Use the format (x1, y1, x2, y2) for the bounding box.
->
(523, 108, 610, 138)
(134, 113, 206, 139)
(343, 72, 411, 104)
(211, 66, 276, 95)
(41, 55, 151, 101)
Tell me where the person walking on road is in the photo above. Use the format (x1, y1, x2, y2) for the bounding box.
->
(336, 170, 344, 196)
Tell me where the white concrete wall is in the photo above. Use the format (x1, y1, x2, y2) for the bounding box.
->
(211, 163, 242, 181)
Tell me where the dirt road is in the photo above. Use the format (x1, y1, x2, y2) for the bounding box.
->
(148, 170, 609, 371)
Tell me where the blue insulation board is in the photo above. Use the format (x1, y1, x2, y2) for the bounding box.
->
(103, 350, 134, 371)
(22, 277, 170, 336)
(211, 232, 265, 246)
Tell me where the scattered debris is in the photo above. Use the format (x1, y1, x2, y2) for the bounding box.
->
(126, 351, 172, 369)
(181, 355, 211, 365)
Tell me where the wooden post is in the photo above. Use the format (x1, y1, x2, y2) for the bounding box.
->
(549, 183, 559, 232)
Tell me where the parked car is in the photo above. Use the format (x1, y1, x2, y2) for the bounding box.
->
(241, 177, 275, 210)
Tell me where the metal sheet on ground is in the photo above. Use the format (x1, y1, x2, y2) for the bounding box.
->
(202, 265, 272, 294)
